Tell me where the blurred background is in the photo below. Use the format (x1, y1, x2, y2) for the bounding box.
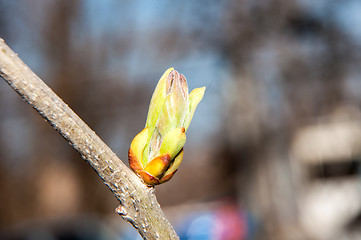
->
(1, 1, 361, 239)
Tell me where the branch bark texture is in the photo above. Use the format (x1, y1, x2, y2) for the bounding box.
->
(0, 38, 179, 240)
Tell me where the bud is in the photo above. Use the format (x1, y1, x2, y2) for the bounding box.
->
(129, 68, 205, 185)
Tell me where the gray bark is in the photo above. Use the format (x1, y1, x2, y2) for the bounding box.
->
(0, 38, 179, 240)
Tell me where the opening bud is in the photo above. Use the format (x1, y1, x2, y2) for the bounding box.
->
(129, 68, 205, 185)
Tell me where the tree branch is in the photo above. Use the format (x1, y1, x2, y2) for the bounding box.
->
(0, 38, 179, 240)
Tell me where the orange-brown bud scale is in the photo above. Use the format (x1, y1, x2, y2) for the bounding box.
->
(144, 154, 171, 178)
(128, 148, 143, 172)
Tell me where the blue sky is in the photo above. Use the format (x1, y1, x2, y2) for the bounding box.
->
(2, 0, 361, 165)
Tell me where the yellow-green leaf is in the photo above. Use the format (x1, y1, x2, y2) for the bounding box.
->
(183, 87, 206, 131)
(159, 127, 186, 159)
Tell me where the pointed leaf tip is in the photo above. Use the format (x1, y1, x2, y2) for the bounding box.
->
(146, 68, 174, 130)
(183, 86, 206, 131)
